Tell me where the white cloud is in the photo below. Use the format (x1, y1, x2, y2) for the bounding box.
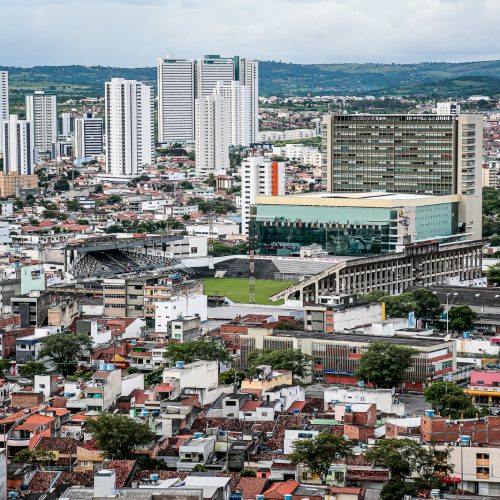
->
(0, 0, 499, 66)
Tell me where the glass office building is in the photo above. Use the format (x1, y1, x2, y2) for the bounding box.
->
(252, 193, 460, 257)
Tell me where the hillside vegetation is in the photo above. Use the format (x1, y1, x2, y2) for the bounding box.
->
(4, 59, 500, 99)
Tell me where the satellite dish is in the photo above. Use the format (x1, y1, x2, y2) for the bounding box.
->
(444, 334, 451, 342)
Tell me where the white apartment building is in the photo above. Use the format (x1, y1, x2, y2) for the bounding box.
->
(157, 56, 195, 144)
(259, 128, 318, 142)
(436, 101, 461, 115)
(155, 294, 208, 333)
(195, 55, 235, 99)
(2, 115, 35, 175)
(105, 78, 154, 176)
(25, 91, 57, 155)
(195, 94, 230, 175)
(214, 81, 251, 147)
(74, 115, 103, 158)
(0, 71, 8, 154)
(273, 144, 321, 163)
(59, 112, 74, 138)
(241, 155, 285, 234)
(239, 58, 259, 143)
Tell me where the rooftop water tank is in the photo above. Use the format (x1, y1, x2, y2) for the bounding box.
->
(175, 361, 185, 369)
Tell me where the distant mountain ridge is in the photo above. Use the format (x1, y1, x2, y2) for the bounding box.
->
(3, 59, 500, 98)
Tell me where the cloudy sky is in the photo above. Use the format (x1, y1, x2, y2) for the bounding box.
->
(1, 0, 500, 67)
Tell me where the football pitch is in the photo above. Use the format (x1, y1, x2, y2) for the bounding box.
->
(203, 278, 295, 305)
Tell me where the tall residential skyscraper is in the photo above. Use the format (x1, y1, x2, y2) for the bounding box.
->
(239, 58, 259, 143)
(157, 56, 195, 144)
(321, 113, 483, 238)
(241, 155, 285, 235)
(214, 81, 250, 147)
(0, 71, 8, 154)
(195, 94, 230, 175)
(195, 55, 235, 100)
(2, 115, 35, 175)
(25, 91, 57, 155)
(156, 54, 258, 145)
(75, 115, 103, 158)
(105, 78, 154, 176)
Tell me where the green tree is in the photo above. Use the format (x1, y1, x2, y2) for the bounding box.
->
(356, 342, 416, 389)
(192, 464, 208, 472)
(65, 199, 81, 211)
(145, 367, 163, 387)
(448, 305, 478, 332)
(38, 333, 94, 377)
(0, 359, 11, 377)
(13, 448, 57, 467)
(218, 369, 247, 385)
(290, 432, 353, 483)
(410, 288, 443, 323)
(362, 290, 389, 302)
(19, 361, 47, 379)
(178, 180, 194, 190)
(424, 381, 482, 419)
(366, 438, 447, 500)
(240, 469, 257, 477)
(487, 263, 500, 285)
(164, 339, 230, 364)
(247, 349, 311, 379)
(206, 173, 217, 188)
(54, 179, 70, 192)
(85, 413, 155, 459)
(94, 184, 103, 194)
(107, 194, 122, 205)
(66, 170, 81, 180)
(383, 293, 416, 318)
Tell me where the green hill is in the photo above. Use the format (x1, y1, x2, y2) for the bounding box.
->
(3, 59, 500, 99)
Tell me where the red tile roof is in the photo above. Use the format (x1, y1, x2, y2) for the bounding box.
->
(263, 479, 299, 499)
(288, 401, 306, 412)
(330, 486, 364, 496)
(240, 401, 263, 412)
(106, 460, 136, 488)
(236, 477, 268, 500)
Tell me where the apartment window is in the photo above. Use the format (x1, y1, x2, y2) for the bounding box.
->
(225, 401, 236, 406)
(476, 467, 489, 476)
(476, 380, 484, 385)
(477, 453, 489, 460)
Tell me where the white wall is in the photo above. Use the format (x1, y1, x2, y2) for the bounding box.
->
(163, 360, 218, 391)
(284, 429, 318, 454)
(155, 294, 208, 333)
(121, 373, 144, 397)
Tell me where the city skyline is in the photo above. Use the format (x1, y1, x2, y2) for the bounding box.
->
(2, 0, 500, 66)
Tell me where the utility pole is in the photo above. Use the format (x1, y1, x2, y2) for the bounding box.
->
(208, 203, 214, 270)
(248, 215, 256, 304)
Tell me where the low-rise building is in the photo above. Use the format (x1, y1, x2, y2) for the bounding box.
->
(323, 387, 405, 416)
(241, 366, 293, 397)
(84, 368, 122, 412)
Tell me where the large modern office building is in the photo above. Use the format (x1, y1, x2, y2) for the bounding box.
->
(105, 78, 154, 176)
(252, 191, 471, 256)
(321, 113, 483, 239)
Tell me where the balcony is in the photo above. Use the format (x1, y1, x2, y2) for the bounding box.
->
(476, 472, 490, 480)
(476, 458, 490, 467)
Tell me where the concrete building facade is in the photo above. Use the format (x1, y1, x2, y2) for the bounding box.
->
(105, 78, 154, 176)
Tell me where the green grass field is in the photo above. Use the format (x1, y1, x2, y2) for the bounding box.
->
(203, 278, 295, 305)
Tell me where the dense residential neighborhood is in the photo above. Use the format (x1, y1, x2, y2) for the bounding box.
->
(1, 3, 500, 500)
